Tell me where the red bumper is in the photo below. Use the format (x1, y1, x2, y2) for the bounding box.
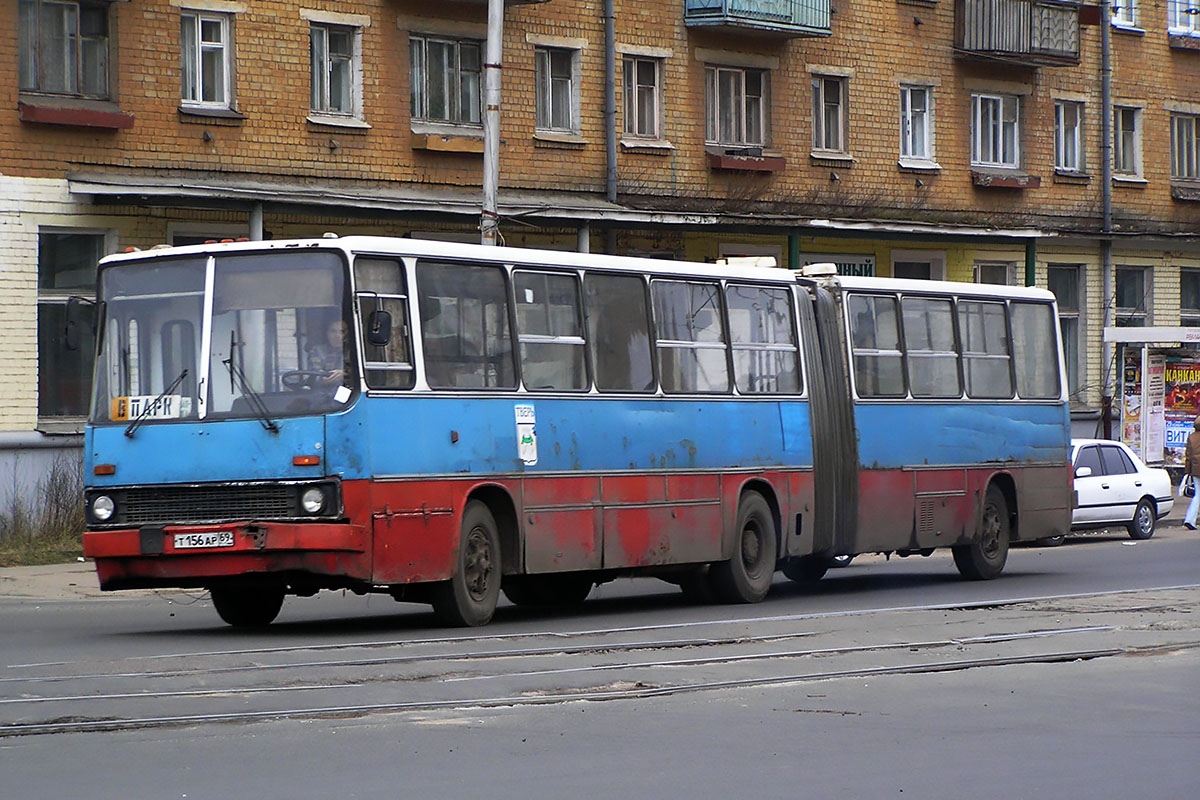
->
(83, 521, 370, 590)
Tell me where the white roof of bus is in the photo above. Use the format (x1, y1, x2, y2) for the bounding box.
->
(100, 236, 1056, 301)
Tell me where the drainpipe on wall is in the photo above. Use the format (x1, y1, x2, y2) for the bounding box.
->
(481, 0, 504, 246)
(603, 0, 617, 253)
(1101, 0, 1114, 437)
(1024, 238, 1036, 287)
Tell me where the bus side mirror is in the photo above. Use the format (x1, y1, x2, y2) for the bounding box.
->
(1075, 466, 1092, 478)
(367, 309, 392, 347)
(64, 296, 95, 351)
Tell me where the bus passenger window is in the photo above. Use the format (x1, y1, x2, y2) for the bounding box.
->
(901, 297, 960, 398)
(583, 273, 654, 392)
(417, 261, 516, 390)
(355, 258, 413, 390)
(959, 300, 1013, 399)
(1011, 302, 1061, 399)
(726, 284, 800, 394)
(514, 271, 587, 391)
(848, 294, 905, 397)
(652, 280, 729, 394)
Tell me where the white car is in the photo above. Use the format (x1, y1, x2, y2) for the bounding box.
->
(1070, 438, 1174, 540)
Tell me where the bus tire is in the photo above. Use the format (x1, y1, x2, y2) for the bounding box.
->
(1126, 498, 1156, 540)
(782, 556, 829, 584)
(710, 492, 776, 603)
(433, 500, 502, 627)
(502, 574, 593, 607)
(210, 584, 285, 628)
(953, 485, 1010, 580)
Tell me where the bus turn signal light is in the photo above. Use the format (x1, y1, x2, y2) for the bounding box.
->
(93, 464, 116, 476)
(293, 455, 321, 466)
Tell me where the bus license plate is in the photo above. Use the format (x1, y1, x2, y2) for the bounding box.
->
(174, 531, 235, 550)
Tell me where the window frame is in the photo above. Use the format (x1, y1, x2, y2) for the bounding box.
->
(899, 84, 933, 165)
(1113, 0, 1138, 28)
(18, 0, 111, 99)
(310, 22, 363, 121)
(970, 92, 1021, 169)
(1168, 0, 1200, 35)
(1113, 105, 1143, 178)
(1171, 113, 1200, 181)
(1181, 268, 1200, 326)
(1054, 100, 1085, 173)
(812, 75, 847, 154)
(1047, 265, 1083, 398)
(409, 34, 483, 127)
(535, 46, 580, 135)
(512, 269, 589, 392)
(1114, 266, 1149, 327)
(622, 55, 661, 140)
(704, 65, 767, 148)
(651, 279, 731, 395)
(958, 298, 1015, 400)
(180, 9, 233, 109)
(725, 283, 802, 395)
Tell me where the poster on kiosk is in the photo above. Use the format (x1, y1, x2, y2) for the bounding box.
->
(1122, 347, 1200, 466)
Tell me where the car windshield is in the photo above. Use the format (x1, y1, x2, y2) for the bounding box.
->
(91, 250, 354, 425)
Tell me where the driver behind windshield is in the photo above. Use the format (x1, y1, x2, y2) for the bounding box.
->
(307, 316, 348, 388)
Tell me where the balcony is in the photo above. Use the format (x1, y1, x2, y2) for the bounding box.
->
(956, 0, 1081, 66)
(684, 0, 832, 39)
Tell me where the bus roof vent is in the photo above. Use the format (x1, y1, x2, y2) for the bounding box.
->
(800, 262, 838, 278)
(715, 256, 777, 269)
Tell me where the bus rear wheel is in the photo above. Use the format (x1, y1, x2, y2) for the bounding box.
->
(210, 583, 285, 628)
(953, 485, 1010, 580)
(710, 492, 776, 603)
(502, 574, 593, 607)
(433, 500, 502, 627)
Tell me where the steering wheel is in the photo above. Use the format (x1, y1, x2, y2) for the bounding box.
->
(281, 370, 325, 391)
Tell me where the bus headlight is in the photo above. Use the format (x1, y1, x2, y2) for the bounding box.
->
(300, 487, 327, 515)
(91, 495, 115, 522)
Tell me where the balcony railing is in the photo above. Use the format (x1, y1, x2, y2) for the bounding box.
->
(956, 0, 1081, 66)
(684, 0, 832, 38)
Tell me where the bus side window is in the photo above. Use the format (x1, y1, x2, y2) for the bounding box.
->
(417, 260, 516, 390)
(848, 294, 905, 398)
(1011, 302, 1061, 399)
(652, 280, 730, 394)
(355, 258, 414, 390)
(959, 300, 1014, 399)
(901, 296, 960, 398)
(583, 273, 654, 392)
(726, 284, 800, 394)
(513, 271, 587, 391)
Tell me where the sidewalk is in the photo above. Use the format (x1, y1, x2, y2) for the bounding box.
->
(0, 560, 108, 600)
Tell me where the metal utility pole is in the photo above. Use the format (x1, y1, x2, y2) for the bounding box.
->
(1101, 0, 1114, 436)
(481, 0, 504, 245)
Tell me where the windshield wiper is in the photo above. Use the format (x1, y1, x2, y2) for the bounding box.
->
(223, 354, 279, 434)
(124, 369, 189, 438)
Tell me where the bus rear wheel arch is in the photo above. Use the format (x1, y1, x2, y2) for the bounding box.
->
(709, 491, 777, 603)
(953, 484, 1010, 580)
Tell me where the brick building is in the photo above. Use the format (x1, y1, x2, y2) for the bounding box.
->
(1, 0, 1199, 493)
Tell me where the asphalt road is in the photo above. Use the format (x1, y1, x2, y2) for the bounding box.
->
(2, 526, 1198, 799)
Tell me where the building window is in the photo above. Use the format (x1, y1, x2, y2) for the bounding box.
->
(1055, 101, 1084, 172)
(705, 66, 766, 147)
(535, 47, 578, 133)
(1113, 1, 1137, 27)
(181, 11, 232, 107)
(811, 76, 846, 153)
(18, 0, 109, 98)
(1169, 0, 1200, 35)
(310, 24, 361, 119)
(38, 232, 103, 419)
(971, 93, 1020, 168)
(1181, 269, 1200, 326)
(623, 56, 661, 139)
(410, 35, 481, 125)
(899, 85, 932, 163)
(1048, 265, 1082, 397)
(975, 263, 1014, 285)
(1113, 106, 1142, 177)
(1171, 113, 1200, 180)
(1115, 267, 1149, 326)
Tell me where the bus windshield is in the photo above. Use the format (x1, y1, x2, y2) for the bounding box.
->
(91, 250, 354, 425)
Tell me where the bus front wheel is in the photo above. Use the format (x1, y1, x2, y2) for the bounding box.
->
(210, 584, 285, 628)
(433, 500, 502, 626)
(953, 485, 1010, 580)
(710, 492, 776, 603)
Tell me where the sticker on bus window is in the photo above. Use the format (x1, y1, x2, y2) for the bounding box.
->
(515, 404, 537, 466)
(111, 395, 189, 421)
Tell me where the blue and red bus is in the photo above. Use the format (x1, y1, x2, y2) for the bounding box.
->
(80, 237, 1072, 626)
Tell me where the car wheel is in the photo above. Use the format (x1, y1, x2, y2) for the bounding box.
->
(1126, 498, 1156, 540)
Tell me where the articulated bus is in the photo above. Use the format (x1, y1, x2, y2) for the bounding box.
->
(80, 236, 1072, 627)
